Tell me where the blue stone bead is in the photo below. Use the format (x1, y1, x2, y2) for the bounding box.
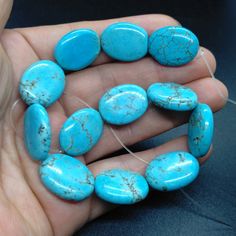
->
(145, 151, 199, 191)
(19, 60, 65, 107)
(149, 26, 199, 66)
(54, 29, 100, 71)
(188, 103, 214, 158)
(24, 104, 51, 161)
(59, 108, 104, 156)
(99, 84, 148, 125)
(95, 169, 149, 204)
(40, 154, 94, 201)
(147, 82, 198, 111)
(101, 22, 148, 61)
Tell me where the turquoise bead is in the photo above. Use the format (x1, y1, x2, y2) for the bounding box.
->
(54, 29, 100, 71)
(188, 103, 214, 158)
(95, 169, 149, 204)
(101, 22, 148, 61)
(147, 82, 198, 111)
(145, 151, 199, 191)
(40, 154, 94, 201)
(19, 60, 65, 107)
(149, 26, 199, 66)
(24, 104, 51, 161)
(99, 84, 148, 125)
(59, 108, 103, 156)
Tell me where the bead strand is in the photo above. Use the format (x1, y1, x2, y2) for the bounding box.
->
(16, 22, 213, 204)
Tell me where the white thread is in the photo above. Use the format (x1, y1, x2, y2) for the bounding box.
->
(63, 92, 93, 108)
(10, 98, 22, 133)
(50, 148, 64, 154)
(109, 125, 149, 165)
(63, 92, 149, 164)
(200, 49, 236, 105)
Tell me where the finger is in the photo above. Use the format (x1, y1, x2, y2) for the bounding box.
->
(0, 45, 14, 119)
(0, 0, 13, 32)
(16, 14, 180, 64)
(62, 47, 216, 113)
(88, 136, 212, 221)
(1, 29, 39, 83)
(83, 77, 227, 163)
(1, 26, 37, 121)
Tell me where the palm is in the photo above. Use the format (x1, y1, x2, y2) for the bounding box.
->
(0, 12, 228, 236)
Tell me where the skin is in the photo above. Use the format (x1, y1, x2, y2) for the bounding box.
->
(0, 1, 228, 235)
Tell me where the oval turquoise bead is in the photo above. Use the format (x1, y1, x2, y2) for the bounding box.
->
(99, 84, 148, 125)
(59, 108, 104, 156)
(19, 60, 65, 107)
(40, 154, 94, 201)
(101, 22, 148, 61)
(145, 151, 199, 191)
(24, 104, 51, 161)
(95, 169, 149, 204)
(147, 82, 198, 111)
(149, 26, 199, 66)
(188, 103, 214, 158)
(54, 29, 100, 71)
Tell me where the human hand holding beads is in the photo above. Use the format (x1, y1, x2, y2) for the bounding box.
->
(0, 1, 228, 234)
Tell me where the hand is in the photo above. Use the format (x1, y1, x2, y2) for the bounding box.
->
(0, 1, 228, 235)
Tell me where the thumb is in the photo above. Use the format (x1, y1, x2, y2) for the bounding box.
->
(0, 0, 14, 120)
(0, 0, 13, 32)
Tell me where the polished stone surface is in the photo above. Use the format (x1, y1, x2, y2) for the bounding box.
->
(149, 26, 199, 66)
(147, 82, 198, 111)
(99, 84, 148, 125)
(95, 169, 149, 204)
(19, 60, 65, 107)
(101, 22, 148, 61)
(54, 29, 100, 70)
(59, 108, 104, 156)
(188, 103, 214, 158)
(145, 151, 199, 191)
(24, 104, 51, 161)
(40, 153, 94, 201)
